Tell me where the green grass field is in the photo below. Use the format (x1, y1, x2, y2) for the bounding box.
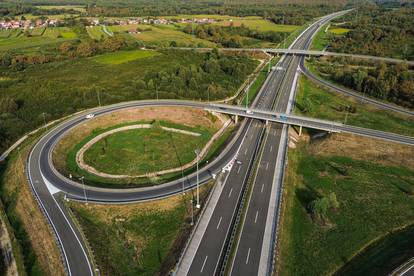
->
(215, 18, 298, 33)
(278, 141, 414, 275)
(35, 5, 86, 12)
(83, 121, 211, 175)
(328, 27, 350, 35)
(91, 49, 159, 64)
(295, 76, 414, 136)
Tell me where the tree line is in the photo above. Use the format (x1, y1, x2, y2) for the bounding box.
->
(182, 23, 287, 48)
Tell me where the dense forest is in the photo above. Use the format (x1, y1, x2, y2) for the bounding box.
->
(310, 56, 414, 109)
(328, 7, 414, 60)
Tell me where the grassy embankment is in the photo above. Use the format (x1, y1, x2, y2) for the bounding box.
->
(81, 120, 212, 176)
(0, 132, 65, 276)
(295, 76, 414, 136)
(277, 132, 414, 275)
(69, 182, 213, 276)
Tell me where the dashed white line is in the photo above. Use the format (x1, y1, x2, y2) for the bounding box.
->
(228, 188, 233, 198)
(254, 211, 259, 223)
(270, 146, 273, 152)
(261, 184, 264, 193)
(201, 255, 208, 272)
(266, 162, 269, 170)
(237, 166, 241, 174)
(216, 217, 222, 230)
(246, 248, 251, 264)
(244, 148, 248, 155)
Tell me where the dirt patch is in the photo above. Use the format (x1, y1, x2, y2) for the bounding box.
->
(308, 132, 414, 169)
(53, 106, 224, 174)
(3, 145, 65, 275)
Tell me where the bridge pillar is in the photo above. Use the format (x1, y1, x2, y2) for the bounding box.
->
(234, 115, 238, 124)
(299, 125, 302, 136)
(266, 120, 269, 126)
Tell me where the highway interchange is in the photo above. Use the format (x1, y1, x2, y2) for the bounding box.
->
(19, 9, 414, 276)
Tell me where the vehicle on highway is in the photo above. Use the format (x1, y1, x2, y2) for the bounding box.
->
(85, 113, 95, 119)
(246, 110, 253, 114)
(280, 114, 287, 121)
(236, 160, 242, 165)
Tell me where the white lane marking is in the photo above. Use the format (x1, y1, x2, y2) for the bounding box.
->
(237, 166, 241, 174)
(244, 148, 248, 155)
(216, 217, 222, 230)
(201, 255, 208, 272)
(270, 146, 273, 152)
(266, 162, 269, 170)
(228, 188, 233, 198)
(246, 248, 251, 264)
(254, 211, 259, 223)
(261, 184, 264, 193)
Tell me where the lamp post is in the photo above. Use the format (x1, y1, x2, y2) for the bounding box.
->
(79, 176, 88, 205)
(190, 199, 194, 226)
(194, 149, 200, 209)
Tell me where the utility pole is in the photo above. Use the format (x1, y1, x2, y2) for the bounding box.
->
(194, 149, 200, 209)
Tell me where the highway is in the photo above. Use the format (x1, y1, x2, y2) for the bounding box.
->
(180, 10, 350, 276)
(226, 11, 349, 276)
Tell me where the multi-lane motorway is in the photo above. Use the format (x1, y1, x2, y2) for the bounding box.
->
(23, 8, 414, 276)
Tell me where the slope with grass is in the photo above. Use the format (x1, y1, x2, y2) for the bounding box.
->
(69, 183, 212, 276)
(295, 76, 414, 136)
(277, 132, 414, 276)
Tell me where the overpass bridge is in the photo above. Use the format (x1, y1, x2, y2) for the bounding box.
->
(177, 47, 414, 66)
(206, 103, 414, 145)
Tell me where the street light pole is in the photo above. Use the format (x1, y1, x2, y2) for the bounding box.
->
(79, 176, 88, 205)
(190, 199, 194, 226)
(194, 149, 200, 209)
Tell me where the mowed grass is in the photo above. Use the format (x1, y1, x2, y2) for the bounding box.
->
(91, 49, 159, 64)
(83, 122, 211, 175)
(278, 141, 414, 275)
(312, 24, 350, 50)
(295, 76, 414, 136)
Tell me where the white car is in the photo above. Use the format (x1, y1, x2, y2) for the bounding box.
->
(236, 160, 242, 165)
(246, 110, 253, 115)
(85, 113, 95, 119)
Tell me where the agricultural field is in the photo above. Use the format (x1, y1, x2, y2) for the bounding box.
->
(86, 26, 108, 40)
(277, 132, 414, 276)
(0, 27, 77, 52)
(294, 76, 414, 136)
(108, 24, 216, 47)
(35, 5, 86, 12)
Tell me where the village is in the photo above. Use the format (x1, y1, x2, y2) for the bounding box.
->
(0, 16, 218, 30)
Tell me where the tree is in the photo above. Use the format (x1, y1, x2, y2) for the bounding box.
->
(59, 41, 75, 55)
(328, 192, 340, 211)
(76, 41, 98, 57)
